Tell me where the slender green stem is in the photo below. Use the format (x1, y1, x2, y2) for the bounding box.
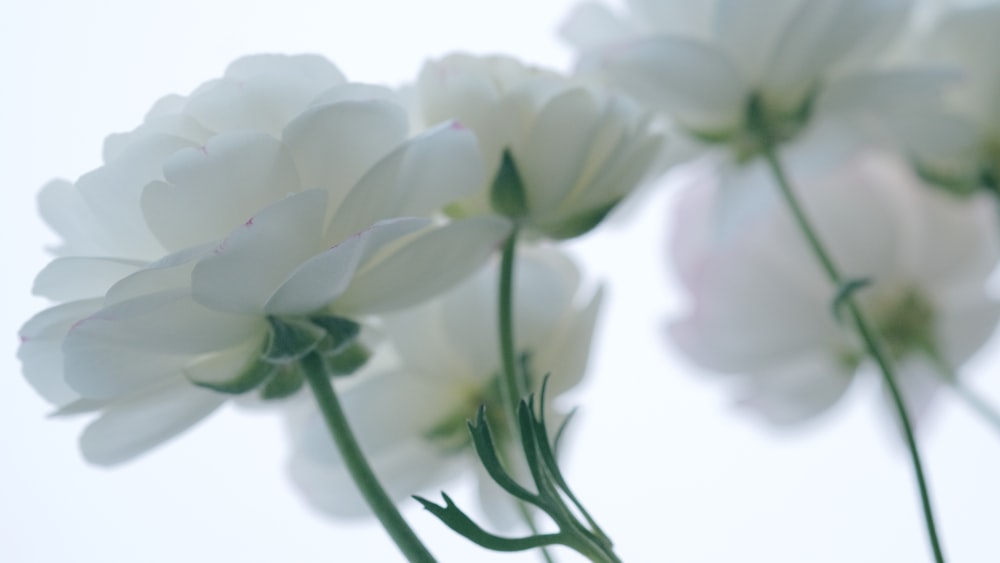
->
(497, 226, 558, 563)
(499, 225, 527, 418)
(753, 111, 946, 563)
(301, 353, 436, 563)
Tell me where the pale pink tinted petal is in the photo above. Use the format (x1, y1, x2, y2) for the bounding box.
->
(33, 257, 145, 301)
(265, 217, 428, 316)
(192, 190, 326, 314)
(600, 37, 747, 134)
(735, 352, 855, 425)
(18, 299, 102, 406)
(334, 217, 511, 316)
(326, 122, 486, 241)
(283, 100, 408, 208)
(143, 131, 300, 251)
(79, 375, 225, 465)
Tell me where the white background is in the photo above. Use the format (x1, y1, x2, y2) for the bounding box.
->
(2, 1, 999, 562)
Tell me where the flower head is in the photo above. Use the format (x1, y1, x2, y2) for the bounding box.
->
(19, 54, 510, 465)
(901, 3, 1000, 192)
(415, 53, 664, 239)
(562, 0, 950, 160)
(287, 247, 601, 525)
(669, 150, 999, 425)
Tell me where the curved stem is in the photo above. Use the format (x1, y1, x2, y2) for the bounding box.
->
(754, 115, 946, 563)
(302, 353, 436, 563)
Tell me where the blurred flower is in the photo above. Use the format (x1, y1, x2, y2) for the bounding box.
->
(561, 0, 952, 161)
(287, 247, 601, 526)
(900, 3, 1000, 192)
(669, 150, 999, 425)
(415, 53, 664, 239)
(19, 54, 509, 465)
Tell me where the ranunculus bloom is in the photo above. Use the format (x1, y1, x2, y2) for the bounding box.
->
(19, 54, 510, 465)
(561, 0, 951, 160)
(669, 150, 999, 425)
(415, 53, 664, 239)
(287, 247, 601, 526)
(900, 3, 1000, 192)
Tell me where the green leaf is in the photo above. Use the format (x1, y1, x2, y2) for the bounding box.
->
(414, 493, 566, 552)
(467, 405, 539, 504)
(490, 149, 529, 218)
(263, 317, 327, 364)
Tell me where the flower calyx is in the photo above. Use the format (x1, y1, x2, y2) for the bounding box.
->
(185, 314, 368, 400)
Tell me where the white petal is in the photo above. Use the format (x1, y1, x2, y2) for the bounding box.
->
(817, 68, 960, 115)
(517, 88, 603, 213)
(266, 217, 428, 316)
(334, 217, 511, 316)
(37, 180, 107, 257)
(105, 244, 213, 305)
(559, 3, 635, 52)
(76, 133, 195, 258)
(18, 299, 102, 406)
(714, 0, 800, 83)
(143, 131, 300, 251)
(532, 288, 604, 397)
(33, 257, 145, 301)
(186, 54, 346, 136)
(600, 37, 747, 135)
(326, 122, 486, 242)
(79, 375, 225, 466)
(68, 289, 261, 356)
(192, 190, 327, 314)
(283, 99, 408, 209)
(735, 352, 855, 425)
(763, 0, 912, 108)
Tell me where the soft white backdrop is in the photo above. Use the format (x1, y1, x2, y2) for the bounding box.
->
(2, 1, 999, 562)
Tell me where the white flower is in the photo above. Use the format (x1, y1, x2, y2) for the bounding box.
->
(415, 53, 664, 239)
(669, 150, 999, 425)
(561, 0, 951, 159)
(900, 3, 1000, 191)
(19, 54, 511, 465)
(287, 247, 601, 526)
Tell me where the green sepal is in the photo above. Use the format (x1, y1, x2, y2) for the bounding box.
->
(413, 493, 565, 552)
(310, 315, 361, 356)
(263, 317, 326, 364)
(323, 341, 371, 376)
(187, 356, 277, 395)
(259, 362, 306, 400)
(539, 199, 621, 240)
(831, 278, 872, 323)
(490, 149, 529, 218)
(467, 405, 539, 504)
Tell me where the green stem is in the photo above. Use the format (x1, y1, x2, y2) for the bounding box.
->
(302, 353, 436, 563)
(753, 108, 946, 563)
(499, 226, 527, 418)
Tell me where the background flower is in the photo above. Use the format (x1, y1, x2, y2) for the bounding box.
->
(415, 53, 664, 239)
(670, 149, 1000, 425)
(287, 247, 601, 527)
